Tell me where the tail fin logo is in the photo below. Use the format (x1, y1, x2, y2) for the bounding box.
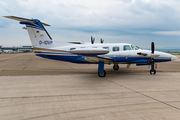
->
(39, 40, 53, 45)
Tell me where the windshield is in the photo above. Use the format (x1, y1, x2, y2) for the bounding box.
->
(131, 45, 139, 50)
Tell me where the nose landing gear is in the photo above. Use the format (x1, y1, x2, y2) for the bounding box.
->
(150, 42, 156, 75)
(150, 69, 156, 75)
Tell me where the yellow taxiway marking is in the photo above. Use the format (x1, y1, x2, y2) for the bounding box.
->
(1, 69, 180, 75)
(0, 69, 97, 73)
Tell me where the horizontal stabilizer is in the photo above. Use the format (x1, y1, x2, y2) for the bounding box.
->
(68, 42, 82, 44)
(3, 16, 50, 26)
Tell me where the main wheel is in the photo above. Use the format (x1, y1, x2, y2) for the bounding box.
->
(113, 64, 119, 70)
(98, 70, 106, 77)
(150, 69, 156, 75)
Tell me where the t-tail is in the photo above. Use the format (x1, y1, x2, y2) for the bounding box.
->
(4, 16, 55, 48)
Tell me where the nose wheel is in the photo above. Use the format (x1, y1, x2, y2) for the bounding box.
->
(150, 69, 156, 75)
(113, 64, 119, 70)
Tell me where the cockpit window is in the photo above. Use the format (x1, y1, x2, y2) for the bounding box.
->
(131, 45, 139, 50)
(124, 45, 131, 51)
(113, 46, 119, 51)
(103, 47, 109, 50)
(70, 48, 76, 50)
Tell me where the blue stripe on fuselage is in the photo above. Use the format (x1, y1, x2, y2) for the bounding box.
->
(34, 51, 75, 55)
(35, 53, 171, 64)
(36, 54, 89, 63)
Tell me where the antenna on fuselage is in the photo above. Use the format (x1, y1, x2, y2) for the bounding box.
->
(91, 36, 95, 44)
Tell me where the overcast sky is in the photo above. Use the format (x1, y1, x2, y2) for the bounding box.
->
(1, 0, 180, 48)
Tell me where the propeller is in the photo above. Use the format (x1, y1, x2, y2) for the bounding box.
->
(91, 36, 95, 44)
(100, 38, 104, 43)
(151, 42, 154, 54)
(150, 42, 156, 75)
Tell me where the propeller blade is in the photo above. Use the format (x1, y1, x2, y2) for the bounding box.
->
(100, 38, 104, 43)
(91, 36, 95, 44)
(151, 42, 154, 54)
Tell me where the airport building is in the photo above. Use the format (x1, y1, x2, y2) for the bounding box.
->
(0, 45, 33, 53)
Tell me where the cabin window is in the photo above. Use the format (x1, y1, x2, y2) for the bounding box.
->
(70, 48, 76, 50)
(103, 47, 109, 50)
(124, 45, 131, 51)
(113, 46, 119, 51)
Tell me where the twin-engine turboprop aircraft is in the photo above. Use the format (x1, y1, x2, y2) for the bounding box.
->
(4, 16, 177, 77)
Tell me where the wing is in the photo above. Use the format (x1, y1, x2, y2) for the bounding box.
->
(68, 48, 115, 63)
(85, 56, 115, 63)
(67, 48, 109, 56)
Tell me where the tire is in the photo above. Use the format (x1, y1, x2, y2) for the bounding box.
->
(150, 69, 156, 75)
(113, 64, 119, 70)
(98, 70, 106, 77)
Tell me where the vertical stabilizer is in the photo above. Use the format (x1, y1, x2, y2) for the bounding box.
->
(4, 16, 54, 48)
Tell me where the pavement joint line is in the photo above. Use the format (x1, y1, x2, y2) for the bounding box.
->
(21, 101, 170, 120)
(63, 63, 75, 70)
(1, 97, 179, 110)
(1, 102, 172, 118)
(1, 89, 180, 100)
(0, 92, 132, 99)
(104, 78, 180, 112)
(22, 59, 32, 70)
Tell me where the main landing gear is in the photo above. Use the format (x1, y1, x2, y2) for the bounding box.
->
(113, 64, 119, 70)
(98, 60, 106, 77)
(97, 63, 120, 77)
(98, 70, 106, 77)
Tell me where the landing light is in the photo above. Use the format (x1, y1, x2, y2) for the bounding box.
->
(137, 52, 147, 56)
(22, 27, 27, 30)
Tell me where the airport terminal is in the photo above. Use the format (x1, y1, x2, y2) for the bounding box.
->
(0, 45, 33, 53)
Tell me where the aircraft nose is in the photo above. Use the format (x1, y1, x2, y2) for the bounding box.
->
(171, 55, 177, 61)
